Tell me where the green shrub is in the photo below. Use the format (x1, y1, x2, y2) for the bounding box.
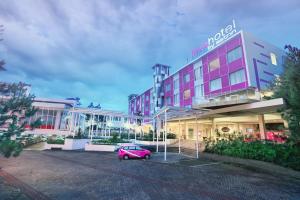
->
(204, 137, 300, 171)
(47, 137, 65, 144)
(167, 133, 176, 139)
(92, 135, 128, 145)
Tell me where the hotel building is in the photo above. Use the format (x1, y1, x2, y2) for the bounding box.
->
(128, 22, 287, 141)
(0, 82, 145, 138)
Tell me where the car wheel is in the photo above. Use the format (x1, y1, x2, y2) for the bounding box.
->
(145, 154, 150, 160)
(123, 155, 129, 160)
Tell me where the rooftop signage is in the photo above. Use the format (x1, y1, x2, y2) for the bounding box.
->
(192, 20, 238, 58)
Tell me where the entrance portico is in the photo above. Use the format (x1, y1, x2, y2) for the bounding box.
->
(155, 98, 286, 160)
(167, 98, 285, 140)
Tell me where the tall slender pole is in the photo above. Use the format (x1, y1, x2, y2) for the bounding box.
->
(91, 114, 94, 142)
(96, 115, 99, 138)
(152, 123, 155, 142)
(196, 115, 199, 159)
(88, 114, 92, 138)
(164, 110, 167, 161)
(156, 116, 159, 153)
(134, 118, 137, 143)
(179, 119, 181, 154)
(128, 127, 129, 140)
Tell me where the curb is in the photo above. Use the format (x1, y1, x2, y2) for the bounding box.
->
(201, 153, 300, 180)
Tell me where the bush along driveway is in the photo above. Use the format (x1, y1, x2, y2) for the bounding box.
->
(205, 138, 300, 171)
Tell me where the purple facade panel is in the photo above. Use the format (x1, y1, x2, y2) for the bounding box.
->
(143, 89, 151, 116)
(231, 82, 247, 91)
(210, 68, 220, 80)
(221, 75, 230, 88)
(179, 64, 194, 107)
(130, 100, 135, 114)
(228, 58, 245, 73)
(202, 56, 209, 75)
(203, 33, 248, 96)
(163, 76, 174, 106)
(135, 96, 141, 113)
(219, 55, 227, 76)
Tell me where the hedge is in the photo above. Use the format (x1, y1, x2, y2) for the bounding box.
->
(205, 139, 300, 171)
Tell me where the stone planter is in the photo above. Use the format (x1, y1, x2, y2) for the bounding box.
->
(64, 139, 90, 150)
(85, 144, 116, 152)
(45, 139, 90, 150)
(45, 143, 64, 150)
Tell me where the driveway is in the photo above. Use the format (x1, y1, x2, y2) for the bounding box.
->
(0, 150, 300, 200)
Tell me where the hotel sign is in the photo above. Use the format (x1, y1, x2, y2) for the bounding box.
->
(192, 20, 238, 57)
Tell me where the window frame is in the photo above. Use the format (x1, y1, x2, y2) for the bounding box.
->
(229, 69, 246, 85)
(227, 46, 242, 64)
(183, 89, 191, 100)
(183, 73, 190, 83)
(173, 78, 179, 90)
(209, 58, 221, 72)
(210, 78, 222, 91)
(270, 53, 277, 66)
(165, 83, 171, 92)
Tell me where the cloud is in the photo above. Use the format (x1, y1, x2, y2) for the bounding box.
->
(0, 0, 300, 111)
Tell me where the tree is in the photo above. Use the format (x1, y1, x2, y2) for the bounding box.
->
(271, 45, 300, 142)
(0, 82, 41, 157)
(88, 102, 94, 108)
(0, 24, 6, 71)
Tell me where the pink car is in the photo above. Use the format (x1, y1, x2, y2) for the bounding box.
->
(118, 145, 151, 160)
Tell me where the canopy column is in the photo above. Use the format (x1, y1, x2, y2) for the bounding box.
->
(90, 114, 94, 141)
(196, 116, 199, 159)
(258, 114, 266, 140)
(156, 116, 159, 153)
(96, 115, 99, 137)
(164, 109, 167, 161)
(134, 118, 137, 143)
(178, 119, 181, 154)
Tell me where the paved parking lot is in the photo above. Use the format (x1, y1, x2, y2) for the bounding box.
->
(1, 150, 300, 200)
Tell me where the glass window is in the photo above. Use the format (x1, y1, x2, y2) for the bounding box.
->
(173, 78, 179, 90)
(194, 68, 200, 81)
(183, 89, 191, 100)
(210, 78, 222, 91)
(195, 85, 200, 98)
(209, 58, 220, 72)
(230, 69, 246, 85)
(184, 74, 190, 83)
(194, 60, 203, 80)
(199, 66, 203, 78)
(129, 146, 136, 150)
(270, 53, 277, 66)
(195, 84, 204, 98)
(227, 46, 242, 63)
(166, 97, 171, 105)
(194, 60, 202, 68)
(165, 83, 171, 92)
(174, 93, 179, 105)
(135, 146, 142, 150)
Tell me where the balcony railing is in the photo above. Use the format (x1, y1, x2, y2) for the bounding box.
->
(192, 88, 262, 107)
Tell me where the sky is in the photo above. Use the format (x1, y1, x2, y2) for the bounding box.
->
(0, 0, 300, 112)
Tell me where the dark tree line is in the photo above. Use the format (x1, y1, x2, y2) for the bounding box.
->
(271, 45, 300, 142)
